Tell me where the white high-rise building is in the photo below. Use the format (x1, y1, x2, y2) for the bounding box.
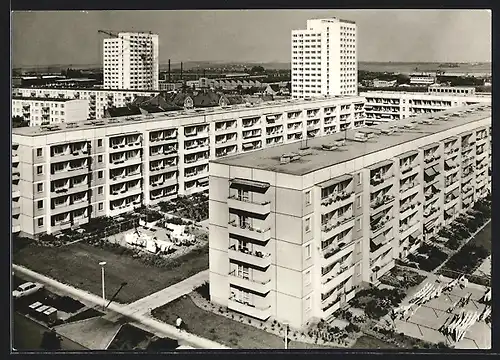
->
(103, 32, 159, 91)
(292, 18, 358, 99)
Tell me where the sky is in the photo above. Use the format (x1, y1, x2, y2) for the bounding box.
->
(11, 9, 492, 67)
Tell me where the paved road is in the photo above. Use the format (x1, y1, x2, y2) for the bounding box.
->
(104, 269, 209, 321)
(13, 265, 229, 350)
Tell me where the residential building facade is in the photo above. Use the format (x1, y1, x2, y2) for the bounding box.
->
(103, 32, 159, 91)
(13, 87, 160, 120)
(208, 103, 491, 328)
(12, 96, 365, 237)
(361, 91, 491, 124)
(12, 97, 89, 126)
(292, 18, 358, 99)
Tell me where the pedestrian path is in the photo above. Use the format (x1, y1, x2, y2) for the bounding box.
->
(104, 269, 209, 321)
(13, 264, 228, 349)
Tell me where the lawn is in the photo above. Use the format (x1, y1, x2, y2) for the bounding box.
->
(152, 296, 333, 349)
(438, 221, 491, 283)
(13, 242, 209, 303)
(353, 335, 398, 349)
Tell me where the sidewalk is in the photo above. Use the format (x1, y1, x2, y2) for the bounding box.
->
(105, 269, 209, 321)
(13, 264, 229, 350)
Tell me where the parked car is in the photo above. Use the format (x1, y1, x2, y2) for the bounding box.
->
(13, 282, 44, 299)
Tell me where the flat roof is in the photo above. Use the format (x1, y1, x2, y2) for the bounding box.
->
(212, 103, 491, 176)
(12, 96, 77, 102)
(13, 86, 160, 93)
(12, 95, 365, 137)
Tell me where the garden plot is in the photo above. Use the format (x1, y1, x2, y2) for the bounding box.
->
(156, 193, 209, 223)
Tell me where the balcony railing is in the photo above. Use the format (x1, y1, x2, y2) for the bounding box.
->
(228, 270, 272, 294)
(321, 190, 354, 207)
(228, 220, 271, 242)
(371, 194, 395, 209)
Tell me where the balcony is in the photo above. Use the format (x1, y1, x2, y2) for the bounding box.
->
(109, 156, 142, 169)
(228, 196, 271, 215)
(12, 205, 20, 216)
(228, 270, 272, 294)
(400, 182, 419, 199)
(370, 173, 394, 193)
(321, 191, 355, 214)
(228, 246, 272, 268)
(370, 194, 395, 213)
(51, 182, 89, 197)
(228, 221, 271, 243)
(51, 199, 89, 215)
(12, 224, 21, 233)
(110, 171, 142, 185)
(322, 264, 355, 296)
(52, 148, 90, 162)
(12, 189, 21, 199)
(12, 154, 19, 164)
(321, 215, 355, 242)
(322, 239, 355, 265)
(370, 216, 393, 238)
(370, 239, 393, 261)
(51, 166, 89, 181)
(227, 297, 271, 320)
(423, 154, 440, 167)
(399, 221, 420, 241)
(12, 171, 20, 181)
(399, 201, 420, 220)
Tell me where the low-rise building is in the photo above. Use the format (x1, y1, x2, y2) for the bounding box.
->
(372, 79, 397, 88)
(428, 85, 476, 96)
(12, 95, 365, 238)
(13, 87, 161, 120)
(12, 97, 89, 126)
(361, 90, 491, 124)
(208, 103, 491, 328)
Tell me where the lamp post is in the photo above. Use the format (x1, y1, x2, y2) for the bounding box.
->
(99, 261, 106, 310)
(283, 322, 289, 349)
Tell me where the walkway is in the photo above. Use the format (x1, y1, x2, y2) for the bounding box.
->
(13, 264, 229, 350)
(104, 269, 209, 321)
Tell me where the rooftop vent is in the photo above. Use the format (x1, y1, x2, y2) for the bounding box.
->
(108, 118, 120, 123)
(321, 144, 339, 151)
(66, 122, 79, 128)
(380, 128, 395, 135)
(280, 152, 301, 164)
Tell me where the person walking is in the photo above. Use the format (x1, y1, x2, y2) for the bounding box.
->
(176, 316, 183, 331)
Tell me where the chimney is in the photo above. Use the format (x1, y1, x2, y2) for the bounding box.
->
(180, 62, 183, 81)
(168, 59, 171, 82)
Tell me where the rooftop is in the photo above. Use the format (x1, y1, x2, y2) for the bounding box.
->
(12, 96, 80, 102)
(12, 95, 364, 137)
(212, 103, 491, 176)
(13, 86, 160, 93)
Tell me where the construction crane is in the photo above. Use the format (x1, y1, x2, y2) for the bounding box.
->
(98, 30, 156, 89)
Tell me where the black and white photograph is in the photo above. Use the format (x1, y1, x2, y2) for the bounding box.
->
(11, 9, 492, 351)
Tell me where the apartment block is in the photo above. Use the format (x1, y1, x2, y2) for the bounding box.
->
(12, 97, 89, 126)
(292, 18, 357, 99)
(13, 87, 160, 120)
(208, 103, 491, 328)
(103, 32, 159, 91)
(361, 90, 491, 124)
(11, 96, 365, 238)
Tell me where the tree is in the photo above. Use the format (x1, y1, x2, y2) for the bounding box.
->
(40, 330, 62, 350)
(250, 66, 265, 75)
(13, 115, 29, 128)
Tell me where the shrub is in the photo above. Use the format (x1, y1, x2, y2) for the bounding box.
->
(195, 281, 210, 301)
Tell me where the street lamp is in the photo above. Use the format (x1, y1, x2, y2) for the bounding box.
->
(99, 261, 106, 310)
(283, 322, 289, 349)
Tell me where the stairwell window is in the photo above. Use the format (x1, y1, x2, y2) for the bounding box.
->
(357, 172, 362, 185)
(304, 217, 311, 233)
(305, 190, 312, 205)
(356, 195, 362, 208)
(305, 243, 312, 259)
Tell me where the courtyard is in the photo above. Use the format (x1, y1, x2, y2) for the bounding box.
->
(390, 274, 491, 349)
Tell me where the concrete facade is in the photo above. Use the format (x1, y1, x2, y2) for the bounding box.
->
(292, 18, 358, 99)
(13, 87, 160, 120)
(361, 91, 491, 124)
(208, 103, 491, 328)
(12, 97, 89, 126)
(11, 95, 365, 237)
(103, 32, 159, 91)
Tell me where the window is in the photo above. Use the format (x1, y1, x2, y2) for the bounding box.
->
(356, 263, 362, 277)
(305, 296, 312, 311)
(305, 190, 312, 205)
(37, 183, 43, 192)
(98, 139, 103, 147)
(356, 241, 362, 254)
(98, 155, 103, 163)
(356, 218, 362, 231)
(357, 172, 362, 185)
(37, 166, 43, 175)
(304, 270, 311, 285)
(356, 195, 362, 208)
(98, 171, 103, 179)
(98, 186, 103, 195)
(304, 217, 311, 233)
(305, 243, 312, 259)
(37, 218, 44, 227)
(36, 148, 42, 157)
(98, 202, 103, 211)
(37, 200, 43, 209)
